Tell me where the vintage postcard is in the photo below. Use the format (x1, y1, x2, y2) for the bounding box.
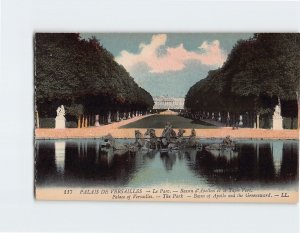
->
(34, 33, 299, 202)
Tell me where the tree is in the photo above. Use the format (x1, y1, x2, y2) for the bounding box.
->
(35, 33, 154, 126)
(185, 33, 300, 128)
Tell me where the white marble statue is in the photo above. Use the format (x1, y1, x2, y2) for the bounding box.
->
(116, 111, 120, 121)
(107, 111, 112, 124)
(274, 105, 281, 117)
(94, 114, 100, 127)
(55, 105, 66, 129)
(239, 114, 243, 126)
(56, 105, 65, 117)
(272, 103, 283, 130)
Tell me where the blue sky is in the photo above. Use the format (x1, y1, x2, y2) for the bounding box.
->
(81, 33, 253, 97)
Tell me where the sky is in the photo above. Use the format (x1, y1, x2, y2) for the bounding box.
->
(80, 33, 253, 97)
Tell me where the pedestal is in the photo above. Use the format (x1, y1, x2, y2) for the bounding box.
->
(272, 116, 283, 130)
(116, 111, 120, 121)
(239, 115, 243, 127)
(55, 116, 66, 129)
(107, 111, 111, 124)
(94, 114, 100, 127)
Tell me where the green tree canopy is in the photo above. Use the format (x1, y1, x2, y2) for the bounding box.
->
(185, 33, 300, 118)
(35, 33, 154, 118)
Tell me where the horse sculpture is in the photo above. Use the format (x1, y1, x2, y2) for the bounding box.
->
(176, 128, 186, 147)
(144, 128, 160, 150)
(186, 129, 201, 148)
(177, 128, 186, 137)
(133, 130, 146, 148)
(102, 134, 130, 155)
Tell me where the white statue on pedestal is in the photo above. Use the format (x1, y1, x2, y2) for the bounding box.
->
(116, 111, 120, 121)
(56, 105, 65, 117)
(272, 101, 283, 130)
(274, 105, 281, 117)
(239, 114, 243, 126)
(55, 105, 66, 129)
(94, 114, 100, 127)
(107, 111, 111, 124)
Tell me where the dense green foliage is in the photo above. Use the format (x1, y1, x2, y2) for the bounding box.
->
(185, 33, 300, 118)
(35, 33, 154, 118)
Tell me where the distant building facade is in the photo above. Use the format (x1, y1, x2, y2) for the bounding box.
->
(153, 96, 185, 110)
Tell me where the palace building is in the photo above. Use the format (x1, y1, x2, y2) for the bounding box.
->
(153, 96, 185, 110)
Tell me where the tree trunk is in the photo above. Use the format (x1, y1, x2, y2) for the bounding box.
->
(297, 92, 300, 129)
(36, 111, 40, 128)
(256, 114, 260, 129)
(85, 116, 88, 127)
(78, 115, 81, 128)
(81, 115, 85, 128)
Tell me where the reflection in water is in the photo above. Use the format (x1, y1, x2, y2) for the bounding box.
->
(160, 152, 177, 171)
(60, 140, 138, 187)
(258, 144, 275, 181)
(237, 144, 257, 180)
(55, 141, 66, 174)
(281, 143, 298, 180)
(186, 149, 198, 163)
(98, 147, 114, 166)
(271, 141, 283, 175)
(35, 139, 298, 189)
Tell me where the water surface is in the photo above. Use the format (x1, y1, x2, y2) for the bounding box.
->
(35, 139, 298, 190)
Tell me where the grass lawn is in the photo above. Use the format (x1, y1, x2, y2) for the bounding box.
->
(120, 115, 217, 129)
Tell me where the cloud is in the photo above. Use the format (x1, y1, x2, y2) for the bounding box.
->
(115, 34, 227, 73)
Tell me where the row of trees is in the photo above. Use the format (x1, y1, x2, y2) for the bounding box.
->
(35, 33, 154, 127)
(185, 33, 300, 128)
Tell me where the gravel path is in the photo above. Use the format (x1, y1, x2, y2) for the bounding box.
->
(35, 115, 299, 141)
